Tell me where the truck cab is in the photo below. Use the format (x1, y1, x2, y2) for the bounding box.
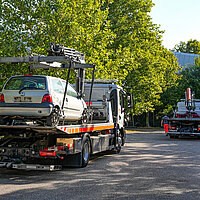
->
(84, 81, 132, 129)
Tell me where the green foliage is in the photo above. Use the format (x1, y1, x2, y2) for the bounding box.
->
(1, 0, 114, 82)
(174, 39, 200, 54)
(0, 0, 180, 115)
(103, 0, 180, 114)
(160, 57, 200, 116)
(178, 57, 200, 98)
(158, 39, 200, 117)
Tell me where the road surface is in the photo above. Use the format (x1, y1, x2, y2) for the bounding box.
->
(0, 129, 200, 200)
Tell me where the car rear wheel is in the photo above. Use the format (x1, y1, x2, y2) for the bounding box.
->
(46, 108, 60, 126)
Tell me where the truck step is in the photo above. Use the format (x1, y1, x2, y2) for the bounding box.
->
(11, 164, 62, 171)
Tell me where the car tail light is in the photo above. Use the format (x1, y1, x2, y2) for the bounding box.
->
(42, 94, 52, 103)
(0, 94, 5, 102)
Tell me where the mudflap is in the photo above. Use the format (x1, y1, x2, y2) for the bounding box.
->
(61, 153, 82, 168)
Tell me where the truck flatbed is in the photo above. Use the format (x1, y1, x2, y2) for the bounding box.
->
(168, 118, 200, 122)
(0, 122, 115, 135)
(168, 131, 200, 137)
(168, 118, 200, 138)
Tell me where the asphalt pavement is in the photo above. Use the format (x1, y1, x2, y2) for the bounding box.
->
(0, 129, 200, 200)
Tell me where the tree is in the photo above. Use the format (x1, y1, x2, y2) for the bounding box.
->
(0, 0, 181, 116)
(174, 39, 200, 54)
(103, 0, 180, 115)
(159, 57, 200, 117)
(0, 0, 115, 83)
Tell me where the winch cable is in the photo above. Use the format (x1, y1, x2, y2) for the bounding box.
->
(61, 59, 72, 113)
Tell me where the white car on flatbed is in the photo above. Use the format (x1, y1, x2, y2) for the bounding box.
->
(0, 75, 86, 125)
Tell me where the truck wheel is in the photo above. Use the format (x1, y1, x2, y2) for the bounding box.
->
(115, 142, 122, 153)
(111, 129, 122, 154)
(120, 128, 126, 146)
(0, 117, 11, 125)
(81, 136, 91, 167)
(0, 116, 6, 125)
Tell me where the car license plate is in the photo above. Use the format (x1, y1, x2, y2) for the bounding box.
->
(24, 97, 32, 102)
(14, 97, 32, 102)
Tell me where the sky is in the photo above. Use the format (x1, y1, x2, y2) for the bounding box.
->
(151, 0, 200, 50)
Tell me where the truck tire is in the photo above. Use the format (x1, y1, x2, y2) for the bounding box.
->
(120, 128, 126, 146)
(0, 116, 6, 125)
(0, 116, 11, 125)
(81, 136, 91, 167)
(110, 143, 121, 154)
(111, 129, 122, 154)
(115, 142, 122, 154)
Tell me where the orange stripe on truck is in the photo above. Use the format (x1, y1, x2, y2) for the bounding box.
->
(59, 125, 114, 134)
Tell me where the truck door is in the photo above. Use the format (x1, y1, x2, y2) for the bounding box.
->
(110, 89, 118, 122)
(110, 89, 125, 126)
(119, 90, 125, 127)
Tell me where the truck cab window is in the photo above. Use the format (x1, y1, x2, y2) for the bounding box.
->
(120, 91, 125, 109)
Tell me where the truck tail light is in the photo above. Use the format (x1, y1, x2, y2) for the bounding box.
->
(169, 127, 176, 130)
(86, 102, 93, 105)
(0, 94, 5, 102)
(39, 151, 56, 157)
(42, 94, 52, 103)
(187, 88, 191, 100)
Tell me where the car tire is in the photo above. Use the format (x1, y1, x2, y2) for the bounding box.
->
(46, 108, 60, 126)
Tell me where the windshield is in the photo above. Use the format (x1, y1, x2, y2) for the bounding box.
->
(84, 88, 109, 101)
(4, 76, 46, 90)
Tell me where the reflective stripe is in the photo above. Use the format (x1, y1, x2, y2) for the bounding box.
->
(57, 124, 114, 134)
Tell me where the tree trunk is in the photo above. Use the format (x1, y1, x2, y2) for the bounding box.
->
(146, 112, 150, 127)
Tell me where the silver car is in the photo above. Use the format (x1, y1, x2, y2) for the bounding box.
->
(0, 75, 86, 125)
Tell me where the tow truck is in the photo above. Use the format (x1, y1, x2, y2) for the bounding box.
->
(0, 44, 132, 170)
(167, 88, 200, 138)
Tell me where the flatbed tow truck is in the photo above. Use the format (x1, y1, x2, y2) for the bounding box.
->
(167, 88, 200, 138)
(0, 44, 132, 170)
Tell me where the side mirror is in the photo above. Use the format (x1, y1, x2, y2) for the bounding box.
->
(102, 95, 107, 102)
(127, 93, 133, 108)
(77, 93, 85, 99)
(122, 93, 133, 113)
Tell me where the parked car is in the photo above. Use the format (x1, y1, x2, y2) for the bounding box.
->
(0, 75, 86, 126)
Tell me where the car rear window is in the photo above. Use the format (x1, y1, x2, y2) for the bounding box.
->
(4, 76, 46, 90)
